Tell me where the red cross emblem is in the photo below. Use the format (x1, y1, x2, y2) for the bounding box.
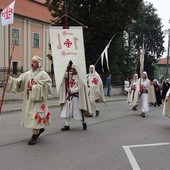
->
(92, 78, 98, 85)
(41, 104, 46, 111)
(64, 39, 72, 48)
(1, 7, 13, 20)
(70, 79, 76, 87)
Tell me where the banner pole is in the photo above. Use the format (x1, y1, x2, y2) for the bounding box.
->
(0, 45, 15, 114)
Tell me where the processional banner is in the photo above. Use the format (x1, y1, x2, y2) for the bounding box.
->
(49, 26, 86, 93)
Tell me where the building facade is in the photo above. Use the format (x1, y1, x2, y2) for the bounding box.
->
(157, 58, 170, 81)
(0, 0, 53, 78)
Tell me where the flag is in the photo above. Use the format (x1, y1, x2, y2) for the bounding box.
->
(49, 26, 87, 93)
(139, 42, 145, 76)
(101, 35, 114, 72)
(1, 0, 16, 26)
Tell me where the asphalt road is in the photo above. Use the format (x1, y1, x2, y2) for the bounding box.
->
(0, 101, 170, 170)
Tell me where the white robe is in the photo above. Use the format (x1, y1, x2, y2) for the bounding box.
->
(6, 68, 52, 129)
(124, 80, 130, 92)
(149, 83, 156, 104)
(60, 74, 82, 120)
(59, 73, 92, 118)
(128, 79, 140, 107)
(139, 79, 151, 113)
(163, 88, 170, 118)
(87, 72, 105, 103)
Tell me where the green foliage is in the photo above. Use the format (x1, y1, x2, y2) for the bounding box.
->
(45, 0, 164, 79)
(126, 2, 165, 79)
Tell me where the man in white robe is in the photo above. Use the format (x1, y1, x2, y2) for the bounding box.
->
(87, 65, 105, 117)
(59, 65, 92, 131)
(6, 56, 52, 145)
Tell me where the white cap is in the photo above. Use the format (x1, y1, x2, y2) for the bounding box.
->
(32, 55, 42, 67)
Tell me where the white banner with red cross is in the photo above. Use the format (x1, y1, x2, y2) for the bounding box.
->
(49, 26, 87, 93)
(1, 0, 16, 26)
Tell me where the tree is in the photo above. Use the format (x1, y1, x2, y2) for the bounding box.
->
(45, 1, 165, 80)
(45, 0, 142, 76)
(126, 2, 165, 79)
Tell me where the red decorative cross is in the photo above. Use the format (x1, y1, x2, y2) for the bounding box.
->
(41, 104, 46, 111)
(92, 78, 98, 85)
(31, 78, 36, 85)
(64, 39, 72, 48)
(1, 7, 13, 20)
(69, 79, 76, 87)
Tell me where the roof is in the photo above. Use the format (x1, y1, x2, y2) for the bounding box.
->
(0, 0, 54, 23)
(157, 58, 170, 65)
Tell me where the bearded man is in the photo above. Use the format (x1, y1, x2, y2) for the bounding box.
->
(6, 56, 52, 145)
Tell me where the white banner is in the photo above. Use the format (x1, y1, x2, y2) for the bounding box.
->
(1, 0, 16, 26)
(49, 26, 87, 93)
(140, 47, 144, 76)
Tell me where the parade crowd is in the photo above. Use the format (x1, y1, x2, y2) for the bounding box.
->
(124, 72, 170, 118)
(4, 55, 170, 146)
(5, 56, 105, 145)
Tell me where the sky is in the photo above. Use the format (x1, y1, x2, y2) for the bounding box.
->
(146, 0, 170, 57)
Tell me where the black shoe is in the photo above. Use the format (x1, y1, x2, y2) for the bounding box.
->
(88, 114, 93, 117)
(28, 134, 38, 145)
(132, 107, 137, 111)
(140, 112, 145, 118)
(37, 128, 45, 137)
(82, 122, 87, 130)
(61, 126, 70, 131)
(96, 110, 99, 117)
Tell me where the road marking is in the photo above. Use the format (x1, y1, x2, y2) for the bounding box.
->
(122, 142, 170, 170)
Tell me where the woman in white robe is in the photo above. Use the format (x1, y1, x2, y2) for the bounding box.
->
(6, 56, 52, 145)
(128, 74, 139, 111)
(138, 72, 152, 117)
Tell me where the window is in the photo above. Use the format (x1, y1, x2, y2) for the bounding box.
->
(12, 61, 18, 74)
(12, 28, 20, 45)
(33, 33, 40, 48)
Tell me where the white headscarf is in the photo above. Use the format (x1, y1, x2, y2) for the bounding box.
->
(89, 65, 95, 75)
(32, 55, 42, 68)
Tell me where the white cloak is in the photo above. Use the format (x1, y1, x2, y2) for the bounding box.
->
(128, 79, 140, 107)
(163, 88, 170, 118)
(59, 73, 92, 118)
(6, 68, 52, 129)
(137, 78, 152, 113)
(87, 72, 105, 103)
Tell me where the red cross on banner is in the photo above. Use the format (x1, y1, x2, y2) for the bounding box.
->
(64, 39, 72, 48)
(2, 7, 13, 19)
(1, 0, 16, 26)
(92, 78, 98, 85)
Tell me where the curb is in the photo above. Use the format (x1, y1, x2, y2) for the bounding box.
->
(1, 98, 126, 113)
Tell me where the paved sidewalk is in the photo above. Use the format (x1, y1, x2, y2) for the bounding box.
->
(0, 87, 126, 113)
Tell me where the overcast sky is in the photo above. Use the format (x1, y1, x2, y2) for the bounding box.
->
(145, 0, 170, 57)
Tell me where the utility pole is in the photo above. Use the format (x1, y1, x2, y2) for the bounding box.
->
(164, 28, 170, 78)
(167, 30, 170, 78)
